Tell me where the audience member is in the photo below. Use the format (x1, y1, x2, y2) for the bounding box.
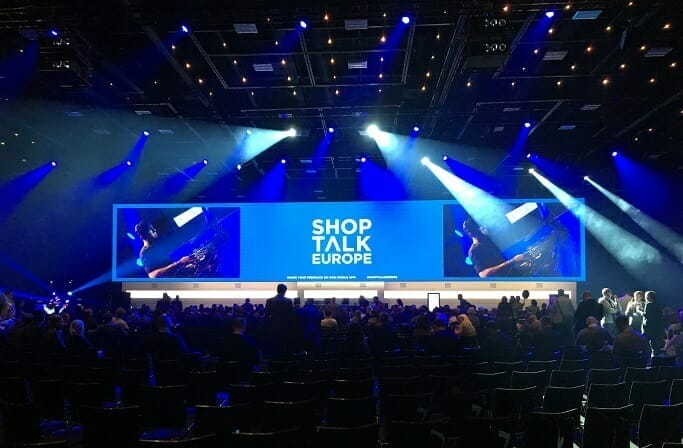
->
(644, 290, 664, 354)
(613, 315, 648, 357)
(320, 309, 338, 330)
(598, 288, 619, 338)
(575, 316, 612, 352)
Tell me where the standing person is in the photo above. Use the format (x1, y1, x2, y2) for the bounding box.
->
(643, 290, 664, 355)
(0, 291, 17, 332)
(574, 291, 603, 335)
(625, 291, 645, 333)
(598, 288, 619, 338)
(264, 284, 294, 357)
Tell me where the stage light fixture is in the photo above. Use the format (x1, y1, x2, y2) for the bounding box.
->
(360, 156, 367, 163)
(328, 127, 335, 133)
(421, 156, 430, 165)
(583, 175, 590, 181)
(545, 11, 555, 18)
(67, 291, 73, 297)
(412, 125, 420, 133)
(246, 129, 252, 135)
(180, 25, 190, 33)
(442, 155, 448, 161)
(528, 168, 536, 173)
(202, 159, 208, 165)
(125, 160, 132, 166)
(611, 151, 618, 157)
(526, 153, 532, 159)
(50, 161, 57, 167)
(366, 124, 380, 136)
(49, 29, 59, 37)
(287, 128, 297, 137)
(237, 164, 242, 171)
(298, 20, 308, 30)
(143, 130, 150, 136)
(280, 158, 287, 164)
(401, 16, 411, 24)
(524, 122, 531, 128)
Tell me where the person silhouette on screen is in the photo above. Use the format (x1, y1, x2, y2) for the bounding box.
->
(462, 218, 526, 278)
(135, 221, 192, 278)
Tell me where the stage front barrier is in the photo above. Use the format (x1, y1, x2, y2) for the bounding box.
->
(124, 281, 576, 309)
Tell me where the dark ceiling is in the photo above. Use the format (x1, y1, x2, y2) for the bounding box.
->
(1, 0, 681, 180)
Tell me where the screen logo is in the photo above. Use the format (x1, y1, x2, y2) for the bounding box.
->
(311, 218, 372, 265)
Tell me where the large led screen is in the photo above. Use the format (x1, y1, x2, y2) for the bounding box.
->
(113, 200, 585, 282)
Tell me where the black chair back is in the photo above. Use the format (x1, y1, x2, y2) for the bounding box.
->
(525, 409, 576, 448)
(583, 405, 633, 448)
(637, 403, 683, 448)
(81, 405, 141, 448)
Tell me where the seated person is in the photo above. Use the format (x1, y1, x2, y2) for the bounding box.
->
(143, 314, 189, 359)
(320, 310, 339, 330)
(66, 319, 93, 356)
(613, 315, 648, 357)
(575, 316, 612, 352)
(220, 318, 259, 379)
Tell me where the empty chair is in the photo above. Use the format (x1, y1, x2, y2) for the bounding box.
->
(659, 366, 683, 381)
(527, 360, 559, 372)
(470, 371, 509, 391)
(587, 368, 621, 386)
(559, 358, 588, 371)
(135, 385, 187, 428)
(331, 378, 374, 398)
(510, 371, 548, 405)
(543, 385, 584, 424)
(624, 367, 657, 384)
(276, 380, 328, 402)
(636, 403, 683, 448)
(524, 409, 576, 448)
(32, 379, 65, 420)
(383, 393, 433, 422)
(588, 352, 619, 370)
(315, 423, 379, 448)
(336, 366, 373, 380)
(493, 386, 535, 433)
(326, 396, 377, 427)
(227, 382, 275, 405)
(582, 405, 633, 448)
(186, 371, 220, 406)
(617, 354, 648, 370)
(386, 417, 449, 448)
(230, 427, 300, 448)
(1, 441, 69, 447)
(67, 381, 110, 423)
(0, 401, 41, 444)
(0, 377, 30, 403)
(194, 402, 255, 444)
(670, 379, 683, 405)
(138, 434, 216, 447)
(549, 369, 586, 388)
(379, 376, 421, 397)
(80, 405, 141, 448)
(586, 382, 629, 408)
(261, 398, 319, 433)
(629, 380, 669, 419)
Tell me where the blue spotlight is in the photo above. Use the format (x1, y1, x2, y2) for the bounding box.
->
(545, 11, 555, 19)
(526, 153, 532, 159)
(50, 161, 57, 167)
(366, 124, 379, 136)
(202, 159, 208, 165)
(328, 127, 335, 134)
(421, 156, 430, 165)
(180, 24, 190, 33)
(299, 20, 308, 30)
(237, 164, 242, 171)
(360, 156, 367, 163)
(524, 122, 532, 128)
(246, 129, 252, 135)
(125, 160, 132, 167)
(583, 175, 590, 181)
(401, 16, 411, 24)
(143, 130, 150, 136)
(49, 29, 59, 37)
(611, 151, 618, 157)
(442, 155, 448, 161)
(280, 158, 287, 164)
(287, 128, 297, 137)
(67, 291, 73, 297)
(412, 125, 420, 133)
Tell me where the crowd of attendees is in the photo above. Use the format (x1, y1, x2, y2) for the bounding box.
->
(1, 285, 682, 367)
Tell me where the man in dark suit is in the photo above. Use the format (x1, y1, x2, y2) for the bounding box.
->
(644, 290, 664, 355)
(574, 291, 603, 335)
(264, 284, 294, 357)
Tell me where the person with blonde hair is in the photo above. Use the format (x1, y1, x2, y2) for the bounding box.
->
(454, 314, 477, 347)
(625, 291, 645, 333)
